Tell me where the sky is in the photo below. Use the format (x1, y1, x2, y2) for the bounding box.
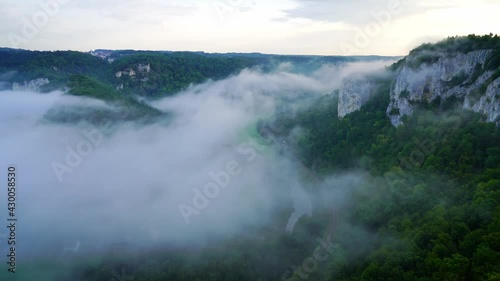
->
(1, 0, 500, 55)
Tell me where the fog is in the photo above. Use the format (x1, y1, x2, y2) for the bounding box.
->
(0, 60, 392, 260)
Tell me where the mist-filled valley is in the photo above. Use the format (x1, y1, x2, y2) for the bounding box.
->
(0, 35, 499, 281)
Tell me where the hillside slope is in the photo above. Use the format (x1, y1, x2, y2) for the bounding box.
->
(0, 49, 369, 97)
(336, 34, 500, 126)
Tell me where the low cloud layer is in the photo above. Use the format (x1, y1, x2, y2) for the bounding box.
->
(0, 61, 391, 260)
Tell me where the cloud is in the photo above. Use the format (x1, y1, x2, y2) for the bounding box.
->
(283, 0, 410, 24)
(74, 0, 200, 24)
(283, 0, 485, 24)
(2, 0, 499, 55)
(0, 60, 397, 260)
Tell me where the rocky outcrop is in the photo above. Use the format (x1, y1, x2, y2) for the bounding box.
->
(138, 63, 151, 73)
(12, 78, 49, 92)
(115, 63, 151, 79)
(338, 76, 374, 118)
(334, 49, 499, 126)
(464, 76, 500, 123)
(387, 49, 498, 126)
(116, 68, 136, 78)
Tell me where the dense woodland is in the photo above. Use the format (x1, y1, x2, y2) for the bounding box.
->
(0, 35, 498, 281)
(281, 81, 499, 281)
(0, 49, 354, 97)
(61, 34, 499, 281)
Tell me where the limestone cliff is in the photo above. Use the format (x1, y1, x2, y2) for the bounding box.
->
(12, 78, 50, 92)
(387, 49, 499, 126)
(336, 48, 499, 126)
(464, 76, 500, 123)
(338, 76, 374, 118)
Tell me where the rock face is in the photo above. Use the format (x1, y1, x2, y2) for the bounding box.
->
(335, 49, 499, 126)
(115, 63, 151, 79)
(338, 76, 374, 118)
(138, 63, 151, 73)
(12, 78, 50, 92)
(386, 49, 498, 126)
(465, 76, 500, 123)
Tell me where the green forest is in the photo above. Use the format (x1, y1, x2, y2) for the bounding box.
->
(0, 49, 353, 97)
(82, 100, 497, 281)
(56, 82, 498, 281)
(0, 35, 498, 281)
(279, 80, 499, 281)
(56, 35, 498, 281)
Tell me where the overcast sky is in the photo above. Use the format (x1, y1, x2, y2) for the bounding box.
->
(1, 0, 500, 55)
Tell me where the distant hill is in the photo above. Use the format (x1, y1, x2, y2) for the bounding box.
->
(42, 74, 165, 125)
(0, 48, 397, 97)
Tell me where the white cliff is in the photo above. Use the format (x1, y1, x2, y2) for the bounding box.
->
(138, 63, 151, 73)
(12, 78, 50, 92)
(115, 63, 151, 79)
(465, 76, 500, 123)
(387, 49, 499, 126)
(338, 76, 374, 118)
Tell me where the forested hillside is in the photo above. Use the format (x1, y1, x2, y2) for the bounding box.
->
(0, 35, 498, 281)
(282, 87, 499, 281)
(0, 49, 358, 97)
(51, 35, 498, 281)
(42, 75, 164, 125)
(0, 49, 260, 95)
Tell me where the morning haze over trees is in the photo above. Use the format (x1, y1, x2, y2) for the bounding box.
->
(0, 34, 498, 281)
